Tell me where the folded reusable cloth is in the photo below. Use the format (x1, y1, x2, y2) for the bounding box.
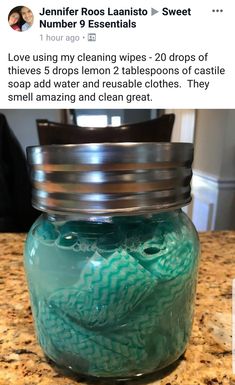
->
(31, 213, 198, 377)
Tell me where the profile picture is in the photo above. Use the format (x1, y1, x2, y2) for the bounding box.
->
(8, 6, 34, 32)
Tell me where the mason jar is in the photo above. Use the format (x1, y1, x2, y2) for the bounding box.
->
(24, 143, 200, 379)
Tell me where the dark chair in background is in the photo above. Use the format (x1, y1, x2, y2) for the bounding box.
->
(36, 114, 175, 145)
(0, 114, 39, 232)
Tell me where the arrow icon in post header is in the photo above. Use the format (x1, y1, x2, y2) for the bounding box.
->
(151, 8, 159, 15)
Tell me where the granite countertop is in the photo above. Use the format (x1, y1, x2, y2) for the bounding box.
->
(0, 231, 234, 385)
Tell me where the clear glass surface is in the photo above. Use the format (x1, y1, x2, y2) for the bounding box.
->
(24, 209, 200, 378)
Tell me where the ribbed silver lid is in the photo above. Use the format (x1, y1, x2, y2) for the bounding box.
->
(27, 143, 193, 215)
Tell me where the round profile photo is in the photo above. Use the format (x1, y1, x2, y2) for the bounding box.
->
(8, 6, 34, 32)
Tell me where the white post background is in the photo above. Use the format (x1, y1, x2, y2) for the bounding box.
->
(0, 0, 234, 108)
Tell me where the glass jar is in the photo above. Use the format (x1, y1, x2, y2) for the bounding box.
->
(24, 143, 200, 379)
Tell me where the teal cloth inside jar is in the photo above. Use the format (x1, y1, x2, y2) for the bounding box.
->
(24, 210, 199, 378)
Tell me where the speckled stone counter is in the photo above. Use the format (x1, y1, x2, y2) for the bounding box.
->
(0, 231, 234, 385)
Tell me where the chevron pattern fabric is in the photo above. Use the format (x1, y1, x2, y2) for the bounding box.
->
(25, 210, 199, 378)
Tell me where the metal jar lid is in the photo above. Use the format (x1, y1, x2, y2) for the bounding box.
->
(27, 143, 193, 215)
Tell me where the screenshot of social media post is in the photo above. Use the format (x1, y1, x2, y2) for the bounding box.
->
(1, 0, 235, 108)
(0, 1, 235, 384)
